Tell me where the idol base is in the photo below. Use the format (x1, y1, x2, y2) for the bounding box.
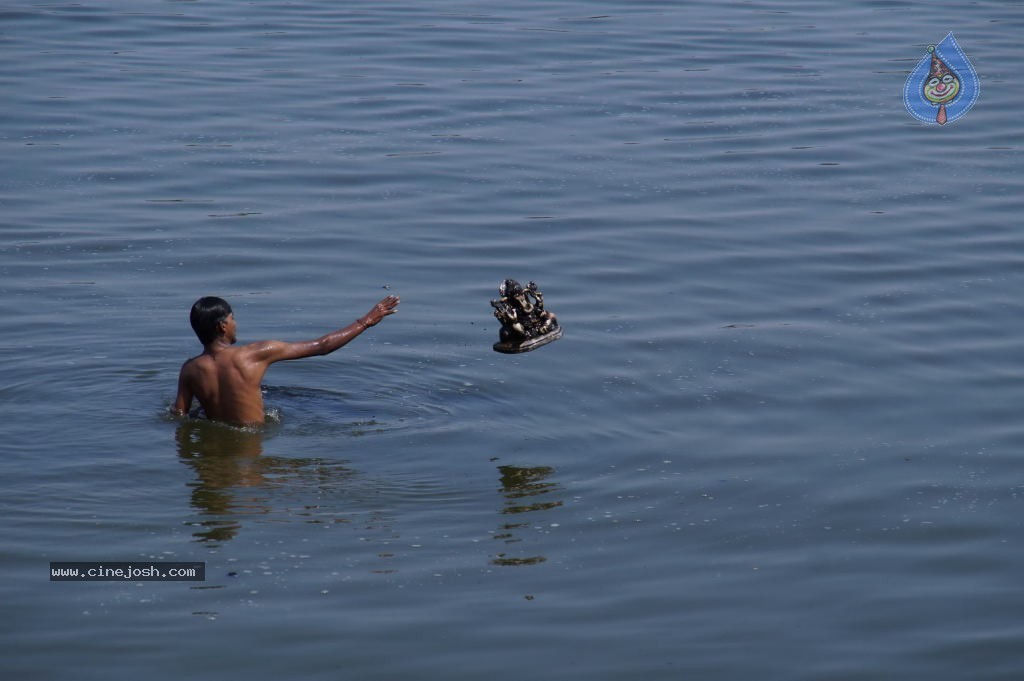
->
(493, 327, 563, 354)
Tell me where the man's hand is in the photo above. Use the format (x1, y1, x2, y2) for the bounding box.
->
(360, 295, 400, 328)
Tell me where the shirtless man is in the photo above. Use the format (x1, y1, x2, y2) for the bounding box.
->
(174, 294, 399, 426)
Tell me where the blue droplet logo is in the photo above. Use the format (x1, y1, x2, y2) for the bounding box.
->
(903, 33, 979, 125)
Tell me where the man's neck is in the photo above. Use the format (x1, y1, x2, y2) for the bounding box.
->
(203, 338, 233, 355)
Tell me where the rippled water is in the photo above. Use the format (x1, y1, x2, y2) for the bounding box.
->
(3, 1, 1024, 679)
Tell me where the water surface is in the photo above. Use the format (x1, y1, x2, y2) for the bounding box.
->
(2, 1, 1024, 679)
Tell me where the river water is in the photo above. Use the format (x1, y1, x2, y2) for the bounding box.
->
(3, 1, 1023, 679)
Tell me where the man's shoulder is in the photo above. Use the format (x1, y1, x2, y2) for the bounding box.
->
(178, 353, 207, 377)
(237, 339, 288, 361)
(213, 342, 280, 369)
(180, 350, 226, 371)
(182, 341, 279, 372)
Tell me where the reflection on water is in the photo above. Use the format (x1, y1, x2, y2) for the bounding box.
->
(175, 420, 266, 543)
(175, 419, 358, 544)
(491, 465, 563, 567)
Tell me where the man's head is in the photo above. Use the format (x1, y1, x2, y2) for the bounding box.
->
(190, 296, 235, 346)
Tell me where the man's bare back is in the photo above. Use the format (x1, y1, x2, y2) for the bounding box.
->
(174, 295, 399, 426)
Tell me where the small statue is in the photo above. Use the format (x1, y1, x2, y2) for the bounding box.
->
(490, 279, 562, 353)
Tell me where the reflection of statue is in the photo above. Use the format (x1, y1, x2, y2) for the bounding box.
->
(490, 279, 562, 353)
(491, 465, 563, 567)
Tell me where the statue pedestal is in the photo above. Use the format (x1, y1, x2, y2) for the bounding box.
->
(493, 326, 563, 354)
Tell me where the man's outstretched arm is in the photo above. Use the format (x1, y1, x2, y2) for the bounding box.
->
(250, 295, 400, 365)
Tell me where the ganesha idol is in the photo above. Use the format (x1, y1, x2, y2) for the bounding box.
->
(490, 279, 562, 354)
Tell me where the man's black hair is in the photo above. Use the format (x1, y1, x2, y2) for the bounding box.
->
(190, 296, 232, 345)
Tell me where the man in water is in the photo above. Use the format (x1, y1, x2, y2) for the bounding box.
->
(174, 294, 399, 426)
